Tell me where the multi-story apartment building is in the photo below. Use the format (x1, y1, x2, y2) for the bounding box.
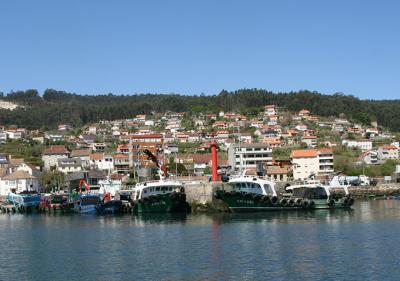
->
(113, 154, 130, 174)
(228, 143, 273, 171)
(317, 148, 334, 175)
(291, 148, 334, 180)
(128, 134, 164, 168)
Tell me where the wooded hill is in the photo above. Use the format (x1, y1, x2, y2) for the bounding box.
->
(0, 89, 399, 131)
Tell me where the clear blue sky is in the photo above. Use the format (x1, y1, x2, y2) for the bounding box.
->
(0, 0, 399, 99)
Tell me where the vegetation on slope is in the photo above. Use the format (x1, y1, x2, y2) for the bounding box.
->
(0, 89, 399, 131)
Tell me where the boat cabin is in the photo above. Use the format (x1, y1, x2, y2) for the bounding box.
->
(228, 177, 277, 196)
(286, 184, 349, 199)
(133, 181, 184, 201)
(290, 186, 328, 200)
(76, 194, 101, 206)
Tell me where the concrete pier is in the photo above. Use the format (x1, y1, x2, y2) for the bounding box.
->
(184, 181, 230, 212)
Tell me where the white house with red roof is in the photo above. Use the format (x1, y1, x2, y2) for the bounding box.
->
(42, 145, 70, 170)
(377, 145, 399, 160)
(264, 105, 276, 116)
(301, 136, 318, 148)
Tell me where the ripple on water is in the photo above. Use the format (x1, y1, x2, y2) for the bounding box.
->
(0, 200, 400, 281)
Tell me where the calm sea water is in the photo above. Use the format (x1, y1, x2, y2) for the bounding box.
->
(0, 200, 400, 281)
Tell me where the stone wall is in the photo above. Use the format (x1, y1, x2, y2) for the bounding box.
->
(184, 181, 224, 204)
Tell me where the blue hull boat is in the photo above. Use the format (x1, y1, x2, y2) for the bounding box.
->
(74, 194, 101, 214)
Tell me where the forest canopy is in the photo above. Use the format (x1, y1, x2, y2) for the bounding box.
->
(0, 88, 399, 131)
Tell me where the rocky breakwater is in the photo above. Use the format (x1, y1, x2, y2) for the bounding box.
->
(331, 184, 400, 199)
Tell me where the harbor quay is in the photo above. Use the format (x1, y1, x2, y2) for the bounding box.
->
(1, 181, 399, 214)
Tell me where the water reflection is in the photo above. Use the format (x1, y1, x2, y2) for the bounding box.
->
(1, 200, 400, 281)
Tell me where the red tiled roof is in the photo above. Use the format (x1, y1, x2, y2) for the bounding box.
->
(129, 134, 163, 139)
(192, 154, 212, 164)
(43, 145, 69, 155)
(381, 145, 398, 150)
(3, 170, 36, 180)
(90, 153, 104, 161)
(318, 148, 333, 153)
(70, 149, 91, 157)
(291, 149, 317, 158)
(113, 153, 128, 159)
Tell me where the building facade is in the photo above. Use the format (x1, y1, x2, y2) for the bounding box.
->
(291, 148, 334, 180)
(228, 143, 273, 171)
(128, 134, 164, 168)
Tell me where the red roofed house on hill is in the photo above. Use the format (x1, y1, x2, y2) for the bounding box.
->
(0, 170, 40, 196)
(377, 145, 399, 161)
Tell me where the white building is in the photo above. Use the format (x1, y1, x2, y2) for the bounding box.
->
(342, 139, 373, 151)
(42, 145, 70, 170)
(301, 136, 317, 148)
(57, 158, 83, 174)
(70, 149, 92, 168)
(90, 153, 114, 173)
(5, 130, 22, 140)
(264, 105, 277, 116)
(358, 150, 379, 165)
(0, 130, 7, 143)
(228, 143, 273, 171)
(377, 145, 399, 161)
(291, 148, 334, 180)
(0, 170, 40, 196)
(0, 100, 19, 110)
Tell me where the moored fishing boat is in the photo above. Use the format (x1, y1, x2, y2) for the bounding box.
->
(215, 175, 284, 212)
(132, 180, 189, 213)
(215, 173, 354, 212)
(96, 199, 123, 214)
(131, 149, 189, 213)
(73, 180, 101, 214)
(74, 193, 101, 214)
(5, 192, 41, 213)
(39, 194, 74, 213)
(96, 192, 123, 214)
(285, 184, 354, 209)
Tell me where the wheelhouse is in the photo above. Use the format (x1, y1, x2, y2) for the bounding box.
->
(228, 177, 277, 196)
(290, 186, 328, 200)
(133, 181, 184, 201)
(78, 194, 101, 206)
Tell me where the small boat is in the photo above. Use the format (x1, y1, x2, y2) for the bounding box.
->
(74, 194, 101, 214)
(39, 194, 74, 212)
(73, 180, 101, 214)
(6, 192, 41, 212)
(96, 199, 123, 215)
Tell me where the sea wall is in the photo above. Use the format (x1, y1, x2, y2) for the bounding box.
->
(347, 184, 400, 198)
(184, 181, 220, 204)
(184, 181, 230, 212)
